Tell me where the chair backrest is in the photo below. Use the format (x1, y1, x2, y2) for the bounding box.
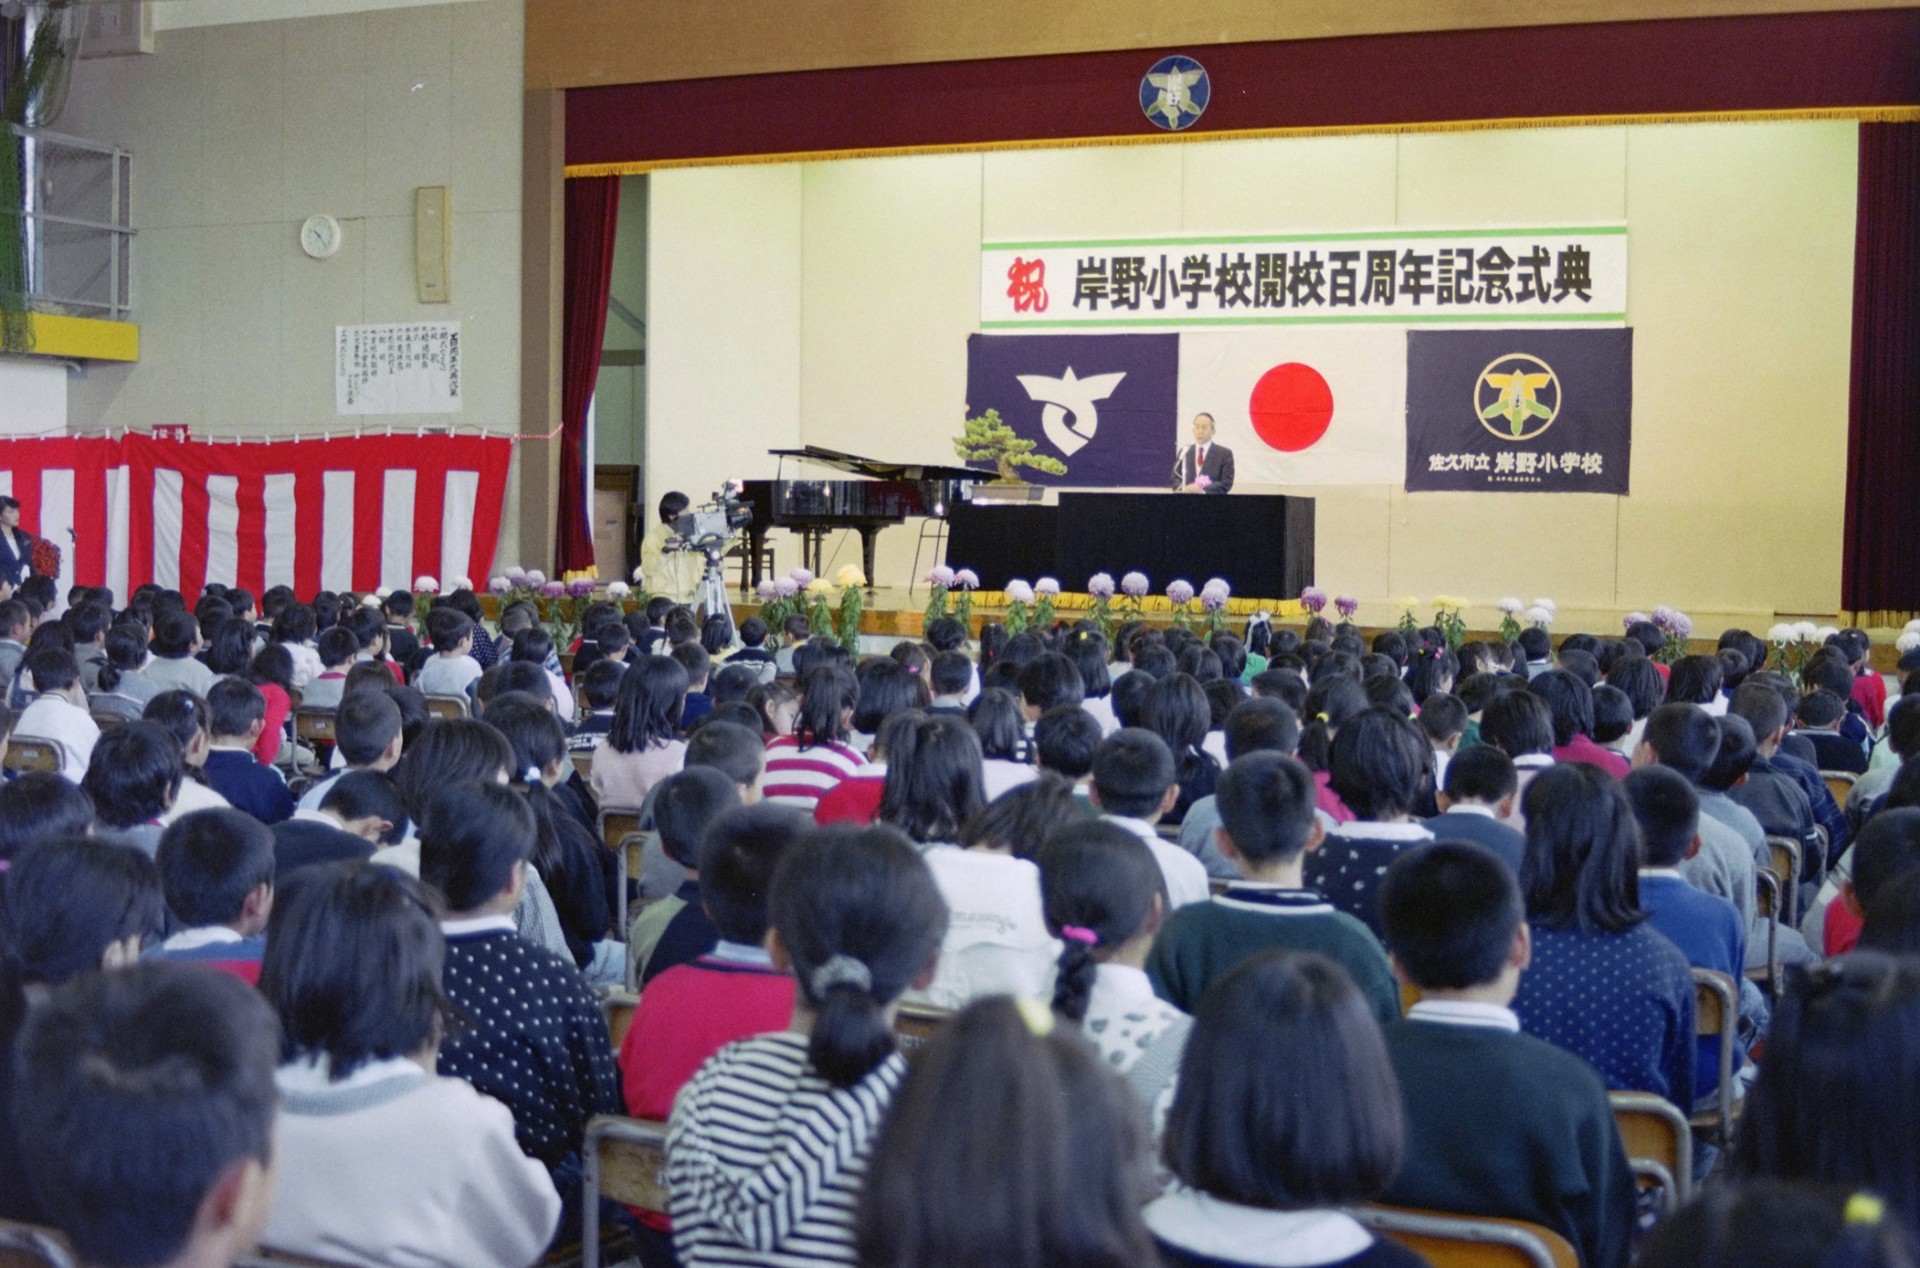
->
(894, 1002, 952, 1050)
(1822, 770, 1857, 807)
(600, 987, 640, 1051)
(422, 693, 469, 720)
(582, 1115, 669, 1268)
(1354, 1205, 1576, 1268)
(1691, 967, 1741, 1144)
(0, 1220, 77, 1268)
(599, 807, 644, 855)
(237, 1249, 360, 1268)
(1399, 979, 1423, 1016)
(3, 735, 65, 776)
(294, 708, 338, 745)
(89, 710, 128, 732)
(1609, 1090, 1692, 1212)
(1766, 836, 1803, 926)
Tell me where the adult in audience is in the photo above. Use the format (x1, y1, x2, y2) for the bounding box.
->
(1510, 763, 1696, 1111)
(857, 995, 1158, 1268)
(1146, 950, 1420, 1268)
(259, 861, 560, 1266)
(14, 962, 280, 1268)
(1377, 841, 1635, 1268)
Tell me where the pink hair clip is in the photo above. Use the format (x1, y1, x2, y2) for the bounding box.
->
(1060, 925, 1098, 946)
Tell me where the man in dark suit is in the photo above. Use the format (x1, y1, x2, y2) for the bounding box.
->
(1171, 412, 1234, 494)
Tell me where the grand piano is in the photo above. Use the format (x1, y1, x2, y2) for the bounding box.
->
(739, 447, 980, 589)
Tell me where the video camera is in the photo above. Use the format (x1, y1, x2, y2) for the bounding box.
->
(669, 481, 753, 557)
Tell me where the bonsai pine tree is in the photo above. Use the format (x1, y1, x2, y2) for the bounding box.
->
(954, 409, 1067, 483)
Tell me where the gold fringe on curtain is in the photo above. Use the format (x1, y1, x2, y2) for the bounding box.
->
(1840, 611, 1920, 630)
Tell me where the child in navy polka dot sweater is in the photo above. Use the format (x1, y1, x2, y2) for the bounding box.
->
(421, 778, 623, 1246)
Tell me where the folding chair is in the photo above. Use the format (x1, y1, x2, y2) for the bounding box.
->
(894, 1002, 951, 1050)
(1766, 836, 1803, 927)
(1821, 769, 1856, 809)
(422, 693, 469, 720)
(236, 1250, 359, 1268)
(293, 709, 338, 779)
(1399, 979, 1423, 1017)
(1689, 967, 1741, 1146)
(1353, 1205, 1577, 1268)
(0, 1219, 77, 1268)
(2, 735, 66, 777)
(1609, 1090, 1692, 1213)
(597, 806, 647, 937)
(582, 1115, 669, 1268)
(600, 987, 640, 1051)
(89, 710, 129, 733)
(1750, 869, 1783, 996)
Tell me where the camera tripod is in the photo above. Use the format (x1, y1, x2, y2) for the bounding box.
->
(695, 546, 735, 644)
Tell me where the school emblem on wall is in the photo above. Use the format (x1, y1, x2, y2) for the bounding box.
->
(1477, 354, 1562, 441)
(1141, 56, 1209, 131)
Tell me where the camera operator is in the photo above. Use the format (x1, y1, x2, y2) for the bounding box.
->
(639, 490, 701, 602)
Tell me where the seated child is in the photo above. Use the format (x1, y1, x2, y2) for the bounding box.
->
(1148, 751, 1399, 1025)
(296, 690, 404, 811)
(424, 780, 621, 1219)
(1034, 702, 1101, 793)
(151, 808, 276, 984)
(1418, 691, 1468, 789)
(274, 769, 406, 877)
(666, 824, 947, 1268)
(200, 679, 294, 824)
(927, 650, 972, 715)
(1423, 744, 1527, 874)
(1793, 688, 1868, 775)
(412, 608, 483, 700)
(725, 616, 777, 675)
(569, 658, 627, 752)
(1826, 807, 1920, 957)
(1040, 816, 1189, 1116)
(1177, 696, 1300, 880)
(1089, 729, 1210, 909)
(260, 862, 560, 1267)
(1302, 707, 1437, 937)
(299, 626, 359, 712)
(14, 962, 280, 1268)
(1624, 765, 1751, 1104)
(628, 769, 744, 986)
(673, 642, 714, 730)
(1377, 842, 1636, 1268)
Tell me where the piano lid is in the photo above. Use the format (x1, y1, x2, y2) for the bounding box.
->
(768, 445, 979, 484)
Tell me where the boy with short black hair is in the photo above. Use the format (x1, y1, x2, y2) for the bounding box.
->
(1148, 750, 1399, 1024)
(672, 641, 714, 730)
(928, 650, 973, 715)
(1377, 841, 1636, 1268)
(413, 608, 482, 699)
(16, 646, 98, 782)
(1091, 728, 1210, 909)
(773, 614, 811, 675)
(152, 808, 277, 984)
(1517, 626, 1553, 678)
(1792, 687, 1867, 774)
(1417, 691, 1468, 787)
(569, 658, 628, 752)
(725, 617, 776, 674)
(274, 769, 407, 877)
(1424, 744, 1526, 873)
(1034, 703, 1101, 789)
(13, 962, 281, 1268)
(295, 689, 403, 811)
(301, 626, 361, 711)
(383, 590, 420, 666)
(628, 767, 743, 986)
(0, 598, 29, 686)
(144, 608, 217, 697)
(202, 679, 294, 824)
(1177, 695, 1300, 878)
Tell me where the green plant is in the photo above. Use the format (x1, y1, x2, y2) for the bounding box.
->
(1, 6, 78, 354)
(953, 409, 1067, 483)
(836, 583, 863, 655)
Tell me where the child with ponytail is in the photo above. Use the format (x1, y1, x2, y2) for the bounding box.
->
(667, 823, 948, 1267)
(1040, 818, 1190, 1119)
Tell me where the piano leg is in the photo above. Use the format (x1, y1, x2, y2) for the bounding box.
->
(857, 526, 880, 593)
(802, 528, 826, 580)
(744, 528, 768, 591)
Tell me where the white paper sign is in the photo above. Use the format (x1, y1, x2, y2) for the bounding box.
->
(981, 227, 1628, 329)
(335, 322, 462, 414)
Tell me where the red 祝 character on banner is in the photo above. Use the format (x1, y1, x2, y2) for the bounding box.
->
(1006, 257, 1048, 313)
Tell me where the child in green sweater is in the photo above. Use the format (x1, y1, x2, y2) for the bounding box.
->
(1146, 750, 1398, 1025)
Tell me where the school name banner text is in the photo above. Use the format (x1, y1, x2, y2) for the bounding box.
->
(982, 228, 1627, 330)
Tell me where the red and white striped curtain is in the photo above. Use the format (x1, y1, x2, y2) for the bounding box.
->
(0, 433, 513, 600)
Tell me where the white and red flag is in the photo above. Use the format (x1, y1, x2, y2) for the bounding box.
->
(0, 434, 512, 601)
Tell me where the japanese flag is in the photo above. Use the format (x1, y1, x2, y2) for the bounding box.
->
(1176, 329, 1406, 486)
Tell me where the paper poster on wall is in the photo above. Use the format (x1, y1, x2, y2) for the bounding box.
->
(1404, 329, 1633, 494)
(335, 322, 462, 415)
(981, 227, 1628, 329)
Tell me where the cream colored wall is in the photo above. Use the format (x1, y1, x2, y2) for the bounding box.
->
(58, 0, 527, 560)
(647, 120, 1856, 616)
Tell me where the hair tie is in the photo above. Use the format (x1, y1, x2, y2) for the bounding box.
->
(1014, 996, 1056, 1037)
(810, 954, 871, 996)
(1316, 711, 1330, 723)
(523, 764, 542, 784)
(1844, 1193, 1887, 1228)
(1060, 925, 1098, 946)
(907, 664, 921, 674)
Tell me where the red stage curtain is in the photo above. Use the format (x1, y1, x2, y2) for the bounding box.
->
(559, 175, 621, 573)
(1842, 122, 1920, 616)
